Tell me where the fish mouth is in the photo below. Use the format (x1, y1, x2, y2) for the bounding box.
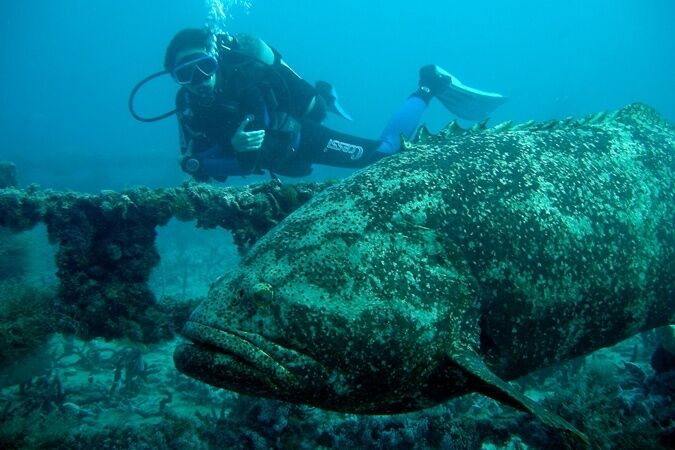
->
(174, 321, 322, 397)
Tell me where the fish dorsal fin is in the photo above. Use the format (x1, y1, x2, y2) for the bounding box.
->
(450, 350, 589, 447)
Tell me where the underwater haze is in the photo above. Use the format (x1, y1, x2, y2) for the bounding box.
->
(1, 1, 674, 449)
(0, 0, 673, 190)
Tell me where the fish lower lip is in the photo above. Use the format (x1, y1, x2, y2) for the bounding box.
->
(179, 321, 296, 387)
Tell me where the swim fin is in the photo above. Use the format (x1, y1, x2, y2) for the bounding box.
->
(419, 65, 507, 121)
(315, 81, 353, 121)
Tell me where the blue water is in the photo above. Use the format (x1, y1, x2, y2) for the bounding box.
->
(0, 0, 673, 190)
(1, 3, 674, 448)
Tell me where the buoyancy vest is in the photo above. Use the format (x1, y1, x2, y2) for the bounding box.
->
(178, 33, 320, 178)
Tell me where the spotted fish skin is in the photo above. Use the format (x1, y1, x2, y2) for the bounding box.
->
(174, 103, 674, 418)
(410, 104, 675, 378)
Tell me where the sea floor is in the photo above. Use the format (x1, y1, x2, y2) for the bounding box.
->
(0, 330, 673, 449)
(0, 224, 673, 449)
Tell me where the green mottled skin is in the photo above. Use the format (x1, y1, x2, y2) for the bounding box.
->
(175, 103, 675, 415)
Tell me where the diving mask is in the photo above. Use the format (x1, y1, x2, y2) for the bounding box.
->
(172, 54, 219, 85)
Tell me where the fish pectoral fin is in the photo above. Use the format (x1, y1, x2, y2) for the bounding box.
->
(451, 350, 589, 447)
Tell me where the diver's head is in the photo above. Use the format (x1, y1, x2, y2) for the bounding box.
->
(165, 28, 218, 97)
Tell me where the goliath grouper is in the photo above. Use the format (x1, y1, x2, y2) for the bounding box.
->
(174, 103, 674, 441)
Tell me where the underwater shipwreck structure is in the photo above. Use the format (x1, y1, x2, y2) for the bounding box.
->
(0, 174, 329, 342)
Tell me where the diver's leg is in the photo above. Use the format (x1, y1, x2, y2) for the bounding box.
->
(376, 95, 428, 154)
(298, 92, 430, 168)
(296, 120, 387, 168)
(376, 65, 508, 150)
(296, 85, 438, 169)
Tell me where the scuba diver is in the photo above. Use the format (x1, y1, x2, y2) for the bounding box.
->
(129, 28, 506, 182)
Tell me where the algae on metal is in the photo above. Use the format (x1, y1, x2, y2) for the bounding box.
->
(0, 180, 328, 342)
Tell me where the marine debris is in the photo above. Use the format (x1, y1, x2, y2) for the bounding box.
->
(0, 180, 329, 342)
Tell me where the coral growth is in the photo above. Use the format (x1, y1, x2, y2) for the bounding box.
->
(0, 282, 55, 368)
(0, 180, 328, 342)
(0, 333, 673, 449)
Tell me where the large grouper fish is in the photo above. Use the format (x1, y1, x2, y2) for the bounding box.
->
(174, 103, 674, 441)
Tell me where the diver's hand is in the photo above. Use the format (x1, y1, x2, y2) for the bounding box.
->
(231, 115, 265, 152)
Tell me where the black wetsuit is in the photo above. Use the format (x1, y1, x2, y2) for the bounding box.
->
(176, 34, 425, 182)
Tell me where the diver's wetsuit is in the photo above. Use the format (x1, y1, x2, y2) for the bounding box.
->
(176, 33, 427, 182)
